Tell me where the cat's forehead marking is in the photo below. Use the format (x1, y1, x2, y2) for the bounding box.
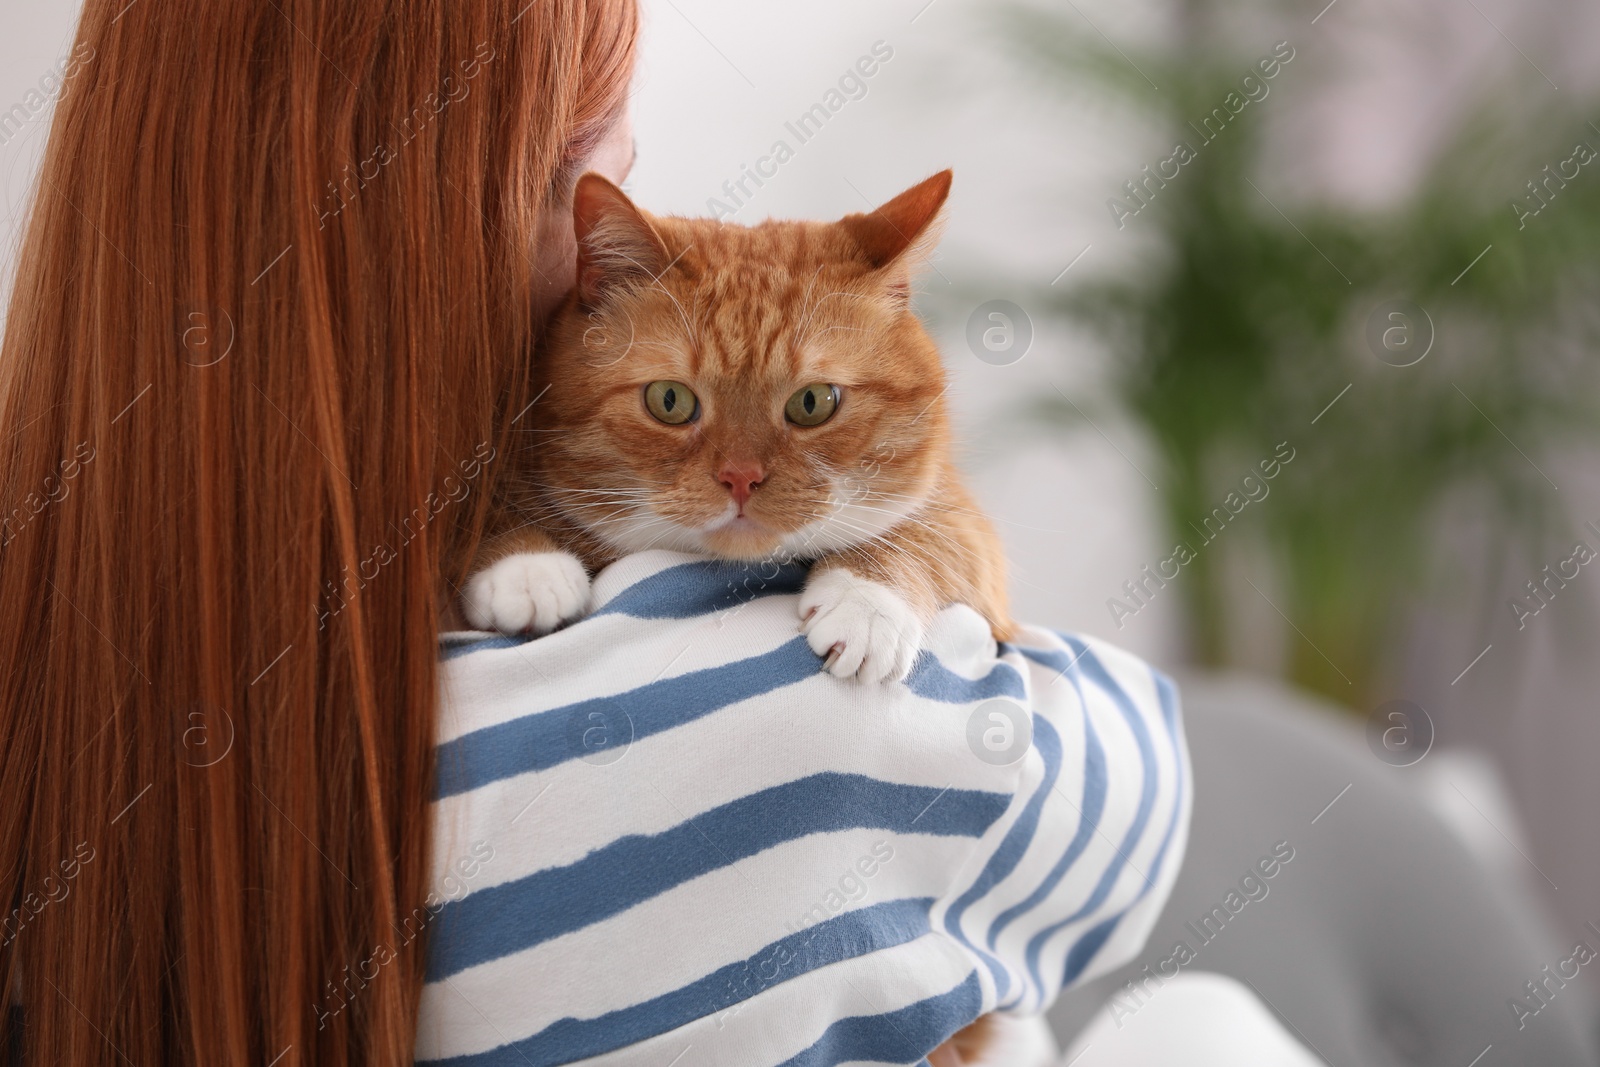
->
(658, 219, 869, 382)
(691, 279, 795, 378)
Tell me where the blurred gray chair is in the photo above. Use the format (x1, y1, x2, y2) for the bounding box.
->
(1045, 674, 1600, 1067)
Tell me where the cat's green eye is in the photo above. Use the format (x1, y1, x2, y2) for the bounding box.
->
(785, 383, 839, 427)
(643, 380, 699, 425)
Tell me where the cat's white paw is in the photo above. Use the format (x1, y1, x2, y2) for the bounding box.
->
(798, 569, 924, 683)
(462, 551, 591, 635)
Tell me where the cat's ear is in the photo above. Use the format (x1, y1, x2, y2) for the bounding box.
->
(838, 170, 952, 302)
(572, 172, 670, 307)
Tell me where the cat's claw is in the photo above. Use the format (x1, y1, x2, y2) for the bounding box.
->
(798, 569, 923, 683)
(462, 551, 591, 635)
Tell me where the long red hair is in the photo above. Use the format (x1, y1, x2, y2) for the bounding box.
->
(0, 0, 635, 1061)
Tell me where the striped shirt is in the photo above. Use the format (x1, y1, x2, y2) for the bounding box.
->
(415, 550, 1190, 1066)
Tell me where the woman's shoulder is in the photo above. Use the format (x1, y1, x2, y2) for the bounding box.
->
(434, 550, 1180, 824)
(420, 550, 1189, 1066)
(429, 550, 1126, 809)
(434, 549, 1015, 757)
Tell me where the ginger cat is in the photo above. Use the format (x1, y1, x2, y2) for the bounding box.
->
(463, 169, 1011, 682)
(464, 171, 1012, 1060)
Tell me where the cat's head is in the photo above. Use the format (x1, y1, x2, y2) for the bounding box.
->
(530, 171, 954, 564)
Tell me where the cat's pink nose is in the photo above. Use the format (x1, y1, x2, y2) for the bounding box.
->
(718, 461, 766, 510)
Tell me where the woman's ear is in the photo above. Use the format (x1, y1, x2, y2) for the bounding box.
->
(572, 172, 670, 307)
(837, 169, 952, 303)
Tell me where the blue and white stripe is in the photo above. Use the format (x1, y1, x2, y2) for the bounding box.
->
(417, 550, 1190, 1066)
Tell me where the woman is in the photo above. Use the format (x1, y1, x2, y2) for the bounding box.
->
(0, 1, 1187, 1063)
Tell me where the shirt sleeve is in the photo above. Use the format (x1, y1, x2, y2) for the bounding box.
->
(931, 620, 1192, 1017)
(413, 552, 1191, 1067)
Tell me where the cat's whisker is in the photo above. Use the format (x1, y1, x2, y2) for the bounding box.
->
(535, 488, 656, 500)
(794, 289, 877, 348)
(791, 264, 828, 344)
(630, 516, 699, 554)
(560, 506, 657, 520)
(534, 478, 670, 490)
(559, 512, 637, 528)
(845, 526, 957, 571)
(806, 325, 865, 340)
(603, 337, 681, 357)
(823, 506, 980, 564)
(568, 505, 669, 530)
(606, 245, 700, 345)
(876, 510, 976, 547)
(808, 289, 877, 310)
(836, 505, 968, 547)
(547, 504, 656, 515)
(797, 287, 873, 329)
(537, 487, 661, 499)
(858, 489, 993, 522)
(492, 516, 564, 537)
(650, 277, 699, 346)
(601, 515, 668, 538)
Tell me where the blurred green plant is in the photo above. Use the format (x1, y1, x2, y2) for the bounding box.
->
(1001, 3, 1600, 705)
